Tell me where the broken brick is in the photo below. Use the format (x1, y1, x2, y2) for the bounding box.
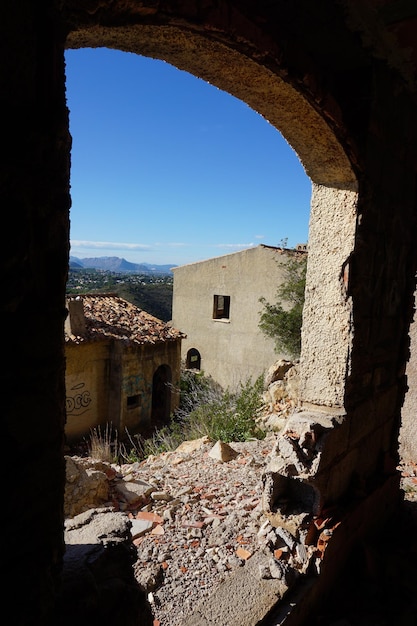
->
(236, 547, 252, 560)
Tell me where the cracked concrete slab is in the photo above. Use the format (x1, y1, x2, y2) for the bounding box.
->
(182, 551, 291, 626)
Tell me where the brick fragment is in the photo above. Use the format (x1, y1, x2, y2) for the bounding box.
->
(236, 547, 252, 560)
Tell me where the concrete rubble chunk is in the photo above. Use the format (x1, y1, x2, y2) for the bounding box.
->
(263, 413, 288, 432)
(264, 360, 294, 387)
(130, 518, 154, 539)
(269, 380, 287, 403)
(209, 440, 239, 462)
(65, 508, 132, 545)
(150, 491, 172, 501)
(175, 436, 211, 454)
(64, 455, 110, 518)
(296, 542, 308, 565)
(61, 508, 154, 625)
(114, 478, 154, 504)
(275, 526, 297, 551)
(268, 436, 308, 476)
(264, 411, 347, 481)
(182, 552, 289, 626)
(268, 556, 288, 580)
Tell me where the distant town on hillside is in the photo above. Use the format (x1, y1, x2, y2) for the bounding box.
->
(67, 260, 174, 322)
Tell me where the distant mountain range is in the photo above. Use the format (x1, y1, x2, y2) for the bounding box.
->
(69, 256, 177, 275)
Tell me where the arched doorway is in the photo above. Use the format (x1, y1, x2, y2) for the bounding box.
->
(64, 8, 360, 608)
(65, 15, 359, 525)
(65, 22, 358, 411)
(151, 364, 172, 426)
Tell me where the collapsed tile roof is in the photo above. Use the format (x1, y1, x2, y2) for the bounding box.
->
(65, 294, 186, 346)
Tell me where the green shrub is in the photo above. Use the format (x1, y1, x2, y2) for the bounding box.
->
(177, 368, 224, 414)
(259, 253, 307, 359)
(183, 374, 265, 443)
(138, 420, 185, 457)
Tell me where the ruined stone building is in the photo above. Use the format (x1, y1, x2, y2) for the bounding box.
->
(3, 2, 417, 625)
(65, 295, 184, 442)
(171, 244, 306, 389)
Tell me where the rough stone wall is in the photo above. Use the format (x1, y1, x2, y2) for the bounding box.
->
(300, 184, 357, 407)
(3, 1, 417, 624)
(345, 65, 417, 475)
(401, 311, 417, 462)
(117, 340, 183, 435)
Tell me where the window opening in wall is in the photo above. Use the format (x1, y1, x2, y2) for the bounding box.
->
(186, 348, 201, 370)
(213, 295, 230, 320)
(127, 394, 141, 409)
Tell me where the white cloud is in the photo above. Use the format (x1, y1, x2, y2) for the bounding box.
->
(214, 243, 255, 250)
(153, 242, 189, 248)
(70, 240, 152, 251)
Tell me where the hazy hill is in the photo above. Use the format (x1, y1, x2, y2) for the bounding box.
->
(70, 256, 177, 275)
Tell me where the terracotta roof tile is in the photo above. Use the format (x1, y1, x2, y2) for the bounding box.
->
(65, 294, 186, 346)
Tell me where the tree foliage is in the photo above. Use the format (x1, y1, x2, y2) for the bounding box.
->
(258, 252, 307, 359)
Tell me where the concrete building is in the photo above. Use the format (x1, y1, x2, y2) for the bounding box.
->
(171, 245, 306, 389)
(65, 294, 185, 442)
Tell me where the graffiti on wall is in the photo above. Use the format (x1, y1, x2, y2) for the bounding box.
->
(66, 381, 92, 416)
(122, 374, 152, 410)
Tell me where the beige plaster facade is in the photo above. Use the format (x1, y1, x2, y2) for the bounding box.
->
(172, 245, 306, 389)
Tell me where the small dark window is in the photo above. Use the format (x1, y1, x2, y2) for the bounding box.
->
(213, 295, 230, 320)
(127, 394, 141, 409)
(186, 348, 201, 370)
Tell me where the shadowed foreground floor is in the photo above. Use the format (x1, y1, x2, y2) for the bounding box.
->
(309, 495, 417, 626)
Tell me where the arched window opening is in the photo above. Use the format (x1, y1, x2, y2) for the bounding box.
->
(186, 348, 201, 370)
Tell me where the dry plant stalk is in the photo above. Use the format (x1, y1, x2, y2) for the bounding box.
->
(88, 423, 119, 462)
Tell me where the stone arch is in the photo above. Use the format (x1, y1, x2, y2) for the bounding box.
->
(65, 18, 358, 410)
(62, 17, 364, 536)
(66, 25, 355, 187)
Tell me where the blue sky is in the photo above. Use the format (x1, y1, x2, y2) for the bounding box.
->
(65, 47, 312, 267)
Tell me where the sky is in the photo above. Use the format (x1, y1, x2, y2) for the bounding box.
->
(65, 47, 312, 267)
